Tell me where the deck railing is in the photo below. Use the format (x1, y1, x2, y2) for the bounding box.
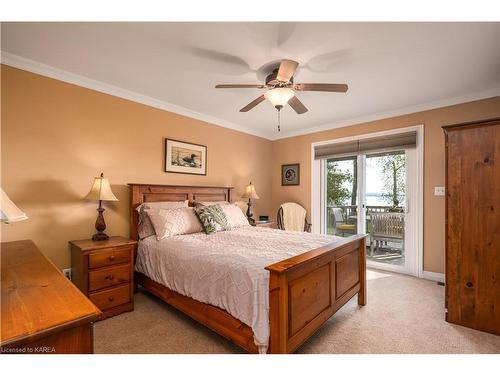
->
(326, 205, 404, 235)
(326, 205, 405, 262)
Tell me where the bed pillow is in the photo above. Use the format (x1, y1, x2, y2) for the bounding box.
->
(137, 200, 189, 211)
(195, 204, 231, 234)
(138, 211, 156, 239)
(145, 207, 203, 240)
(136, 201, 189, 239)
(221, 204, 250, 228)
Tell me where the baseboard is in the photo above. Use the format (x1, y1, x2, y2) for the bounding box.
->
(422, 271, 445, 283)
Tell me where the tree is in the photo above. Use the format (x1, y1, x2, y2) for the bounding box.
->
(326, 161, 353, 206)
(375, 153, 405, 207)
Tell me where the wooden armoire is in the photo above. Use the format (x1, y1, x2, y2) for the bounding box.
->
(443, 118, 499, 335)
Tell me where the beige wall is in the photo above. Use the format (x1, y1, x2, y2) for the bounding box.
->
(1, 65, 273, 269)
(271, 96, 500, 273)
(2, 64, 500, 274)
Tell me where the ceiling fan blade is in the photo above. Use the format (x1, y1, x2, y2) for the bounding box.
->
(239, 95, 266, 112)
(294, 83, 348, 92)
(288, 96, 308, 114)
(215, 84, 266, 89)
(276, 59, 299, 82)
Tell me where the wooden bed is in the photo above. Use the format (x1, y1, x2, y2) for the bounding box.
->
(129, 183, 367, 354)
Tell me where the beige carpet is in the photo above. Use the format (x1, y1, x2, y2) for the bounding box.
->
(94, 270, 500, 354)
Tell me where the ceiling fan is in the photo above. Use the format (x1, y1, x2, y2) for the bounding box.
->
(215, 59, 348, 131)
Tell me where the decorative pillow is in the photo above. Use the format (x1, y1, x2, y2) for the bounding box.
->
(221, 204, 250, 228)
(137, 201, 188, 239)
(193, 200, 231, 208)
(195, 204, 231, 234)
(145, 207, 203, 240)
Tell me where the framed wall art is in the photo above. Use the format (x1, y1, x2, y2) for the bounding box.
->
(281, 163, 300, 186)
(165, 139, 207, 175)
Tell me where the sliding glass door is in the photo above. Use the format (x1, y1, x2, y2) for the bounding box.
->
(365, 152, 406, 268)
(318, 129, 421, 276)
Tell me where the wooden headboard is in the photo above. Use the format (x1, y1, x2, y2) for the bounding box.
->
(128, 184, 233, 241)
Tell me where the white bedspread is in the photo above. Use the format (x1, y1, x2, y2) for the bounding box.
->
(135, 226, 341, 352)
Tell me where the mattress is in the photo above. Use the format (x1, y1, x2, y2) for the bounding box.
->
(135, 226, 341, 352)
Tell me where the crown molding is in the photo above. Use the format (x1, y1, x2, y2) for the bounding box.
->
(0, 52, 272, 140)
(2, 51, 499, 142)
(271, 87, 500, 140)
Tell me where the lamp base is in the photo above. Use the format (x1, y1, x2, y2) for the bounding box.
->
(92, 205, 109, 241)
(92, 232, 109, 241)
(246, 198, 255, 225)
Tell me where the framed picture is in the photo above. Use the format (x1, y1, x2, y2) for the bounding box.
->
(165, 139, 207, 175)
(281, 163, 300, 186)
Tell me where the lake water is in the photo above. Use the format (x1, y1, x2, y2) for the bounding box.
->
(366, 192, 389, 206)
(334, 193, 405, 207)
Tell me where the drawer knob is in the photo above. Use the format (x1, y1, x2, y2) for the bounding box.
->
(105, 275, 115, 280)
(108, 296, 114, 302)
(109, 255, 115, 261)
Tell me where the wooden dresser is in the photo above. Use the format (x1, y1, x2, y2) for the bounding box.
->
(70, 236, 137, 320)
(1, 240, 101, 354)
(443, 118, 499, 335)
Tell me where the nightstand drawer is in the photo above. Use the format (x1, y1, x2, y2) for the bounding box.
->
(89, 284, 131, 311)
(88, 264, 131, 291)
(89, 246, 132, 269)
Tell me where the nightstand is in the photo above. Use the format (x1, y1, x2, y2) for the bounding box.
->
(253, 220, 276, 228)
(69, 236, 137, 320)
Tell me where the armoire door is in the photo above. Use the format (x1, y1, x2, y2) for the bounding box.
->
(443, 118, 500, 336)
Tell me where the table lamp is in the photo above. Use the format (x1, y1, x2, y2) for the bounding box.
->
(242, 182, 259, 224)
(85, 173, 118, 241)
(1, 188, 28, 223)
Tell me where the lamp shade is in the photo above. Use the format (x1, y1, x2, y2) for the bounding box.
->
(264, 87, 295, 108)
(242, 182, 260, 200)
(85, 173, 118, 202)
(1, 188, 28, 223)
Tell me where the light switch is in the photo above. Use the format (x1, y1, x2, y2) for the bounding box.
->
(434, 186, 445, 196)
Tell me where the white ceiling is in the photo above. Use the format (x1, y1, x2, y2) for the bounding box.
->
(2, 22, 500, 139)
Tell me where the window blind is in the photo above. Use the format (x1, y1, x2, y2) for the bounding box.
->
(314, 131, 417, 160)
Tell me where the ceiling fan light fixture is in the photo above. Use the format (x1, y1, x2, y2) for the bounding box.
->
(264, 87, 295, 108)
(217, 59, 346, 119)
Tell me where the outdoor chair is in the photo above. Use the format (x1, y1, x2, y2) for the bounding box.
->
(332, 207, 356, 236)
(369, 212, 405, 257)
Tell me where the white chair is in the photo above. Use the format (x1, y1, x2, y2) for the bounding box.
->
(277, 202, 311, 232)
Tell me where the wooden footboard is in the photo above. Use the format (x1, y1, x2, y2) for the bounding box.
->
(266, 234, 367, 353)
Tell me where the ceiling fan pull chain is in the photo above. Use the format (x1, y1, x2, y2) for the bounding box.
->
(277, 108, 281, 132)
